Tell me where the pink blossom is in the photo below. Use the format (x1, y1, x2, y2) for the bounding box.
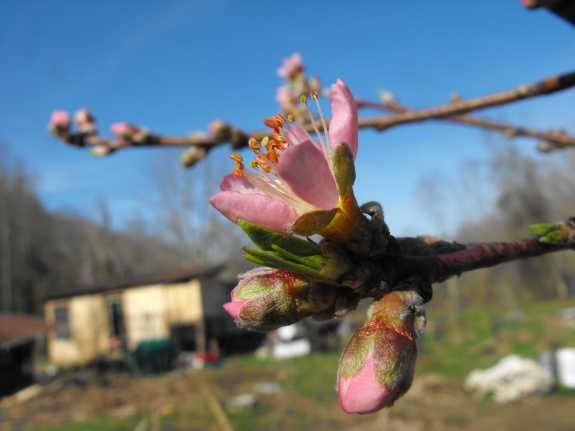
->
(275, 85, 295, 104)
(276, 52, 304, 79)
(210, 79, 358, 234)
(111, 122, 139, 137)
(223, 268, 314, 332)
(50, 110, 70, 129)
(337, 291, 426, 414)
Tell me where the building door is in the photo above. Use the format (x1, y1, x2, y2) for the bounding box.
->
(106, 297, 126, 339)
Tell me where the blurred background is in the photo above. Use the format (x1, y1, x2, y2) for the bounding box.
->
(1, 1, 575, 430)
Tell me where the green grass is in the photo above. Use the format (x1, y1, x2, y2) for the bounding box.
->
(27, 416, 141, 431)
(20, 298, 575, 431)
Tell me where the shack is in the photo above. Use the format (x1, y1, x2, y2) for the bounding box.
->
(43, 264, 259, 368)
(0, 314, 51, 396)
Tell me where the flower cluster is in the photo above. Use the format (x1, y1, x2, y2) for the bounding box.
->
(210, 59, 426, 415)
(210, 78, 365, 245)
(274, 52, 323, 123)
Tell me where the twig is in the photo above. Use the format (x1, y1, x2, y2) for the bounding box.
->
(198, 380, 234, 431)
(354, 97, 575, 151)
(522, 0, 575, 26)
(357, 70, 575, 131)
(50, 70, 575, 155)
(400, 237, 572, 285)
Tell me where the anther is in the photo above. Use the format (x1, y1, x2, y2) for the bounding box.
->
(300, 95, 307, 104)
(230, 153, 243, 162)
(248, 138, 261, 151)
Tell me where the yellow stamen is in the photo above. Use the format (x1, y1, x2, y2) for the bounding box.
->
(230, 153, 243, 163)
(300, 95, 307, 104)
(232, 166, 243, 179)
(310, 92, 318, 100)
(287, 114, 294, 122)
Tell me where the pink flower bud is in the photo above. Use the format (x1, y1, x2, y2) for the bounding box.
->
(277, 52, 304, 79)
(73, 108, 96, 134)
(208, 120, 232, 143)
(337, 290, 426, 414)
(111, 122, 139, 138)
(50, 110, 70, 130)
(223, 267, 318, 332)
(275, 85, 295, 104)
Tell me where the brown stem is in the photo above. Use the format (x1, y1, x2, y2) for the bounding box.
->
(50, 70, 575, 155)
(358, 70, 575, 131)
(354, 97, 575, 151)
(522, 0, 575, 26)
(402, 238, 572, 284)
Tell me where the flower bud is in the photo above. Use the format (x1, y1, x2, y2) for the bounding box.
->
(337, 290, 426, 414)
(50, 110, 71, 131)
(111, 122, 139, 139)
(180, 145, 207, 168)
(89, 145, 114, 156)
(223, 268, 330, 332)
(74, 108, 97, 134)
(208, 119, 232, 143)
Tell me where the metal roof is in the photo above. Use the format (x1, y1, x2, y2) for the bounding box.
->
(43, 263, 225, 302)
(0, 314, 52, 350)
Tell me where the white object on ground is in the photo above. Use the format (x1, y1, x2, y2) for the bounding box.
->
(464, 354, 554, 402)
(556, 348, 575, 389)
(272, 338, 311, 359)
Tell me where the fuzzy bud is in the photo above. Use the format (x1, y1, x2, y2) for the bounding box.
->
(73, 108, 97, 134)
(181, 145, 207, 168)
(89, 145, 114, 157)
(49, 110, 71, 131)
(208, 120, 232, 143)
(337, 290, 426, 414)
(111, 122, 139, 139)
(223, 268, 332, 332)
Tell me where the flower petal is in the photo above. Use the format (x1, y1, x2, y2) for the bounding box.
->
(277, 139, 339, 210)
(223, 300, 246, 321)
(338, 355, 393, 415)
(329, 79, 358, 159)
(219, 173, 261, 194)
(209, 191, 298, 233)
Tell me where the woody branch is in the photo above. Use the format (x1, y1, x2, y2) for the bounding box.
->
(49, 70, 575, 159)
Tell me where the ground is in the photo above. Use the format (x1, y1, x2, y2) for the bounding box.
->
(1, 299, 574, 431)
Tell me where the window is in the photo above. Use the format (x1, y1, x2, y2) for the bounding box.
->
(107, 298, 125, 338)
(54, 306, 71, 339)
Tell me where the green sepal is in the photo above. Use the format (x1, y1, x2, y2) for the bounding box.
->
(292, 209, 338, 236)
(238, 219, 321, 256)
(243, 246, 325, 279)
(243, 255, 269, 267)
(530, 223, 561, 237)
(332, 142, 356, 197)
(270, 244, 323, 270)
(530, 223, 571, 244)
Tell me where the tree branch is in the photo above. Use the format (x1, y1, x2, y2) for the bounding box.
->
(357, 70, 575, 131)
(406, 237, 572, 284)
(354, 96, 575, 152)
(522, 0, 575, 27)
(49, 70, 575, 161)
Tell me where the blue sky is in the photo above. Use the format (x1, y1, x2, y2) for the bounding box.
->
(1, 1, 574, 238)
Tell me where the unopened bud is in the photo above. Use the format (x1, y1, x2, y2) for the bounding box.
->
(49, 110, 71, 131)
(338, 290, 426, 414)
(208, 119, 232, 143)
(537, 139, 555, 152)
(111, 122, 139, 139)
(74, 108, 97, 134)
(223, 268, 333, 332)
(89, 145, 114, 156)
(181, 146, 207, 168)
